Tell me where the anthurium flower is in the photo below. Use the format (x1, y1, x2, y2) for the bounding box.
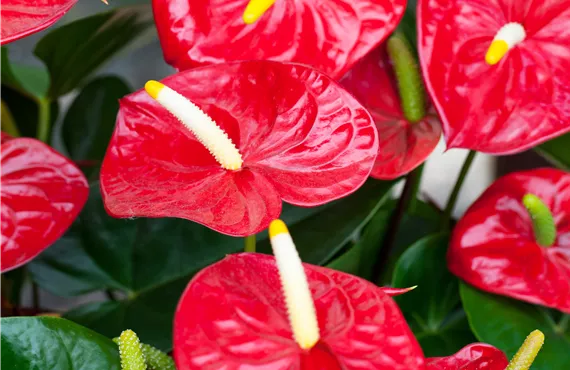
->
(152, 0, 406, 79)
(173, 219, 425, 369)
(418, 0, 570, 154)
(341, 45, 441, 179)
(426, 343, 508, 370)
(1, 0, 77, 45)
(448, 168, 570, 313)
(100, 61, 378, 236)
(1, 133, 88, 272)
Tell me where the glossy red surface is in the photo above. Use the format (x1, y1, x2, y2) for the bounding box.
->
(152, 0, 406, 79)
(448, 168, 570, 313)
(173, 253, 425, 369)
(1, 0, 77, 45)
(100, 61, 378, 236)
(418, 0, 570, 154)
(426, 343, 508, 370)
(1, 134, 88, 272)
(341, 47, 441, 179)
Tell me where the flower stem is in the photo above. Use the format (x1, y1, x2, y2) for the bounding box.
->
(441, 150, 476, 230)
(372, 168, 420, 285)
(36, 97, 51, 143)
(505, 330, 544, 370)
(522, 194, 556, 247)
(386, 32, 426, 123)
(1, 100, 21, 137)
(244, 234, 256, 253)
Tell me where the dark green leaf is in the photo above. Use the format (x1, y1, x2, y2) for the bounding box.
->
(392, 233, 476, 356)
(461, 282, 570, 369)
(62, 76, 130, 163)
(535, 133, 570, 170)
(377, 200, 441, 284)
(1, 316, 120, 369)
(35, 5, 153, 98)
(1, 47, 49, 99)
(257, 179, 394, 265)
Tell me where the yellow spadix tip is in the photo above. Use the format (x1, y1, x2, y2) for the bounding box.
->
(269, 219, 288, 238)
(145, 80, 164, 100)
(243, 0, 276, 24)
(485, 40, 509, 65)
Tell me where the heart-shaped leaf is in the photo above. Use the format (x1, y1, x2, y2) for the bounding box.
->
(461, 282, 570, 370)
(153, 0, 406, 79)
(426, 343, 508, 370)
(1, 316, 120, 369)
(63, 76, 130, 163)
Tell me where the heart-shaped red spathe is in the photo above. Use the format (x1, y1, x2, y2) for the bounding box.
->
(418, 0, 570, 154)
(1, 0, 77, 45)
(100, 61, 378, 237)
(448, 168, 570, 313)
(152, 0, 406, 79)
(173, 253, 425, 370)
(1, 134, 88, 272)
(426, 343, 508, 370)
(340, 46, 441, 180)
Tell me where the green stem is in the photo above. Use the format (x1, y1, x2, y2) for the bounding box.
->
(36, 97, 51, 143)
(244, 234, 256, 253)
(557, 315, 569, 333)
(408, 164, 424, 214)
(372, 168, 420, 285)
(441, 151, 476, 230)
(1, 100, 21, 137)
(522, 194, 556, 247)
(386, 32, 426, 123)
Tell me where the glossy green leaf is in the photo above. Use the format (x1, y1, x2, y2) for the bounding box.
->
(35, 5, 153, 98)
(1, 47, 49, 99)
(461, 282, 570, 370)
(535, 133, 570, 170)
(392, 233, 476, 356)
(1, 316, 120, 369)
(62, 76, 130, 163)
(257, 179, 395, 265)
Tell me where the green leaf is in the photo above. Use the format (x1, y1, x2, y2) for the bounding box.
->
(535, 133, 570, 170)
(461, 282, 570, 369)
(392, 233, 476, 356)
(376, 200, 441, 284)
(35, 5, 153, 98)
(1, 316, 120, 369)
(62, 76, 130, 164)
(257, 179, 395, 265)
(1, 47, 49, 99)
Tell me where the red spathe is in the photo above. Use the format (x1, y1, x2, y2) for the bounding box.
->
(418, 0, 570, 154)
(448, 168, 570, 313)
(152, 0, 406, 79)
(1, 0, 77, 45)
(341, 46, 441, 179)
(426, 343, 509, 370)
(173, 253, 425, 369)
(100, 61, 378, 236)
(1, 134, 88, 272)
